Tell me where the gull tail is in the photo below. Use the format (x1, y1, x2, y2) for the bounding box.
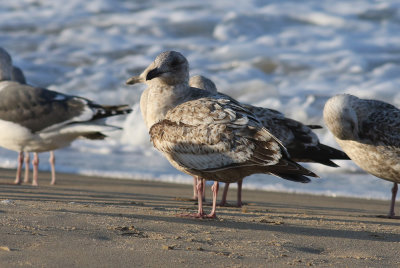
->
(91, 104, 132, 121)
(289, 143, 350, 167)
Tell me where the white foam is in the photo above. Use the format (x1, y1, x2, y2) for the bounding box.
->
(0, 0, 399, 200)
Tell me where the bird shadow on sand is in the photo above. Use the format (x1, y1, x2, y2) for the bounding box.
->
(45, 208, 400, 243)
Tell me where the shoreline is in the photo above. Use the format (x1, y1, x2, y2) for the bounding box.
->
(1, 168, 399, 267)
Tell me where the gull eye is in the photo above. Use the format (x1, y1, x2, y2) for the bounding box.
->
(170, 59, 180, 66)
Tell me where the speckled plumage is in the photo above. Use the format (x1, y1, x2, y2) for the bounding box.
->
(128, 51, 318, 217)
(149, 95, 316, 183)
(189, 75, 349, 165)
(324, 94, 400, 217)
(189, 75, 349, 206)
(324, 94, 400, 182)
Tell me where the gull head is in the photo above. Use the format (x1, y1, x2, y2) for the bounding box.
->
(323, 94, 359, 141)
(11, 66, 26, 84)
(143, 51, 189, 86)
(0, 47, 13, 81)
(189, 75, 217, 93)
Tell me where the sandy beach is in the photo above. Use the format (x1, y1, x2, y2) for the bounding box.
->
(0, 168, 399, 267)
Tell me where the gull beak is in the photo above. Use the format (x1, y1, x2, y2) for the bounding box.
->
(146, 68, 162, 81)
(125, 76, 143, 85)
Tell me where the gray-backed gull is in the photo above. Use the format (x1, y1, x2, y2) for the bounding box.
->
(8, 64, 60, 185)
(0, 47, 131, 186)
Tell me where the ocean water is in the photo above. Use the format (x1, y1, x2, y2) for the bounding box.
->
(1, 0, 399, 200)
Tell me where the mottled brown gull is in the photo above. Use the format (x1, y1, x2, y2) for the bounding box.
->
(0, 47, 132, 186)
(126, 51, 318, 218)
(324, 94, 400, 218)
(188, 75, 349, 206)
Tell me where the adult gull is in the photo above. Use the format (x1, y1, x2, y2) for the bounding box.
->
(0, 47, 132, 186)
(9, 64, 60, 185)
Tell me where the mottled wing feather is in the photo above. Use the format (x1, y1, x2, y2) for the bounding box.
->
(271, 114, 349, 163)
(360, 105, 400, 147)
(244, 104, 318, 148)
(150, 97, 284, 172)
(150, 120, 254, 171)
(245, 103, 348, 165)
(170, 94, 260, 127)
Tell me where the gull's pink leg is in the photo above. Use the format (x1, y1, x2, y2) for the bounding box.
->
(49, 151, 56, 185)
(192, 177, 198, 200)
(207, 181, 219, 218)
(192, 177, 206, 201)
(14, 152, 24, 185)
(32, 153, 39, 186)
(237, 179, 243, 207)
(219, 182, 230, 206)
(179, 176, 205, 218)
(196, 177, 205, 216)
(219, 181, 243, 207)
(23, 153, 30, 183)
(201, 178, 206, 201)
(388, 183, 398, 218)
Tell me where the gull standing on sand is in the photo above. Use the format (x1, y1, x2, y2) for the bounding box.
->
(323, 94, 400, 218)
(126, 51, 318, 218)
(0, 47, 132, 186)
(189, 75, 350, 207)
(124, 71, 206, 201)
(10, 64, 58, 185)
(8, 58, 114, 186)
(127, 72, 348, 205)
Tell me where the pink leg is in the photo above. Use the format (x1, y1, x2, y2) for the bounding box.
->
(49, 151, 56, 185)
(192, 177, 198, 200)
(32, 153, 39, 186)
(196, 178, 205, 216)
(201, 178, 206, 201)
(192, 177, 206, 201)
(207, 181, 219, 218)
(14, 152, 24, 185)
(23, 153, 30, 183)
(219, 182, 230, 206)
(237, 179, 243, 207)
(180, 176, 205, 218)
(388, 183, 398, 218)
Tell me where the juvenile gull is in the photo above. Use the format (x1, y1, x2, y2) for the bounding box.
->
(0, 47, 132, 186)
(187, 76, 219, 201)
(323, 94, 400, 218)
(189, 75, 349, 207)
(128, 72, 348, 205)
(127, 51, 318, 218)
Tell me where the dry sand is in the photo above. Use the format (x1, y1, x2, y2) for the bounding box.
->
(0, 168, 399, 267)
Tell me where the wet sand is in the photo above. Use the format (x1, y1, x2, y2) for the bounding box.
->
(0, 168, 399, 267)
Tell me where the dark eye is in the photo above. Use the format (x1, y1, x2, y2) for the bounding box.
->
(170, 59, 180, 66)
